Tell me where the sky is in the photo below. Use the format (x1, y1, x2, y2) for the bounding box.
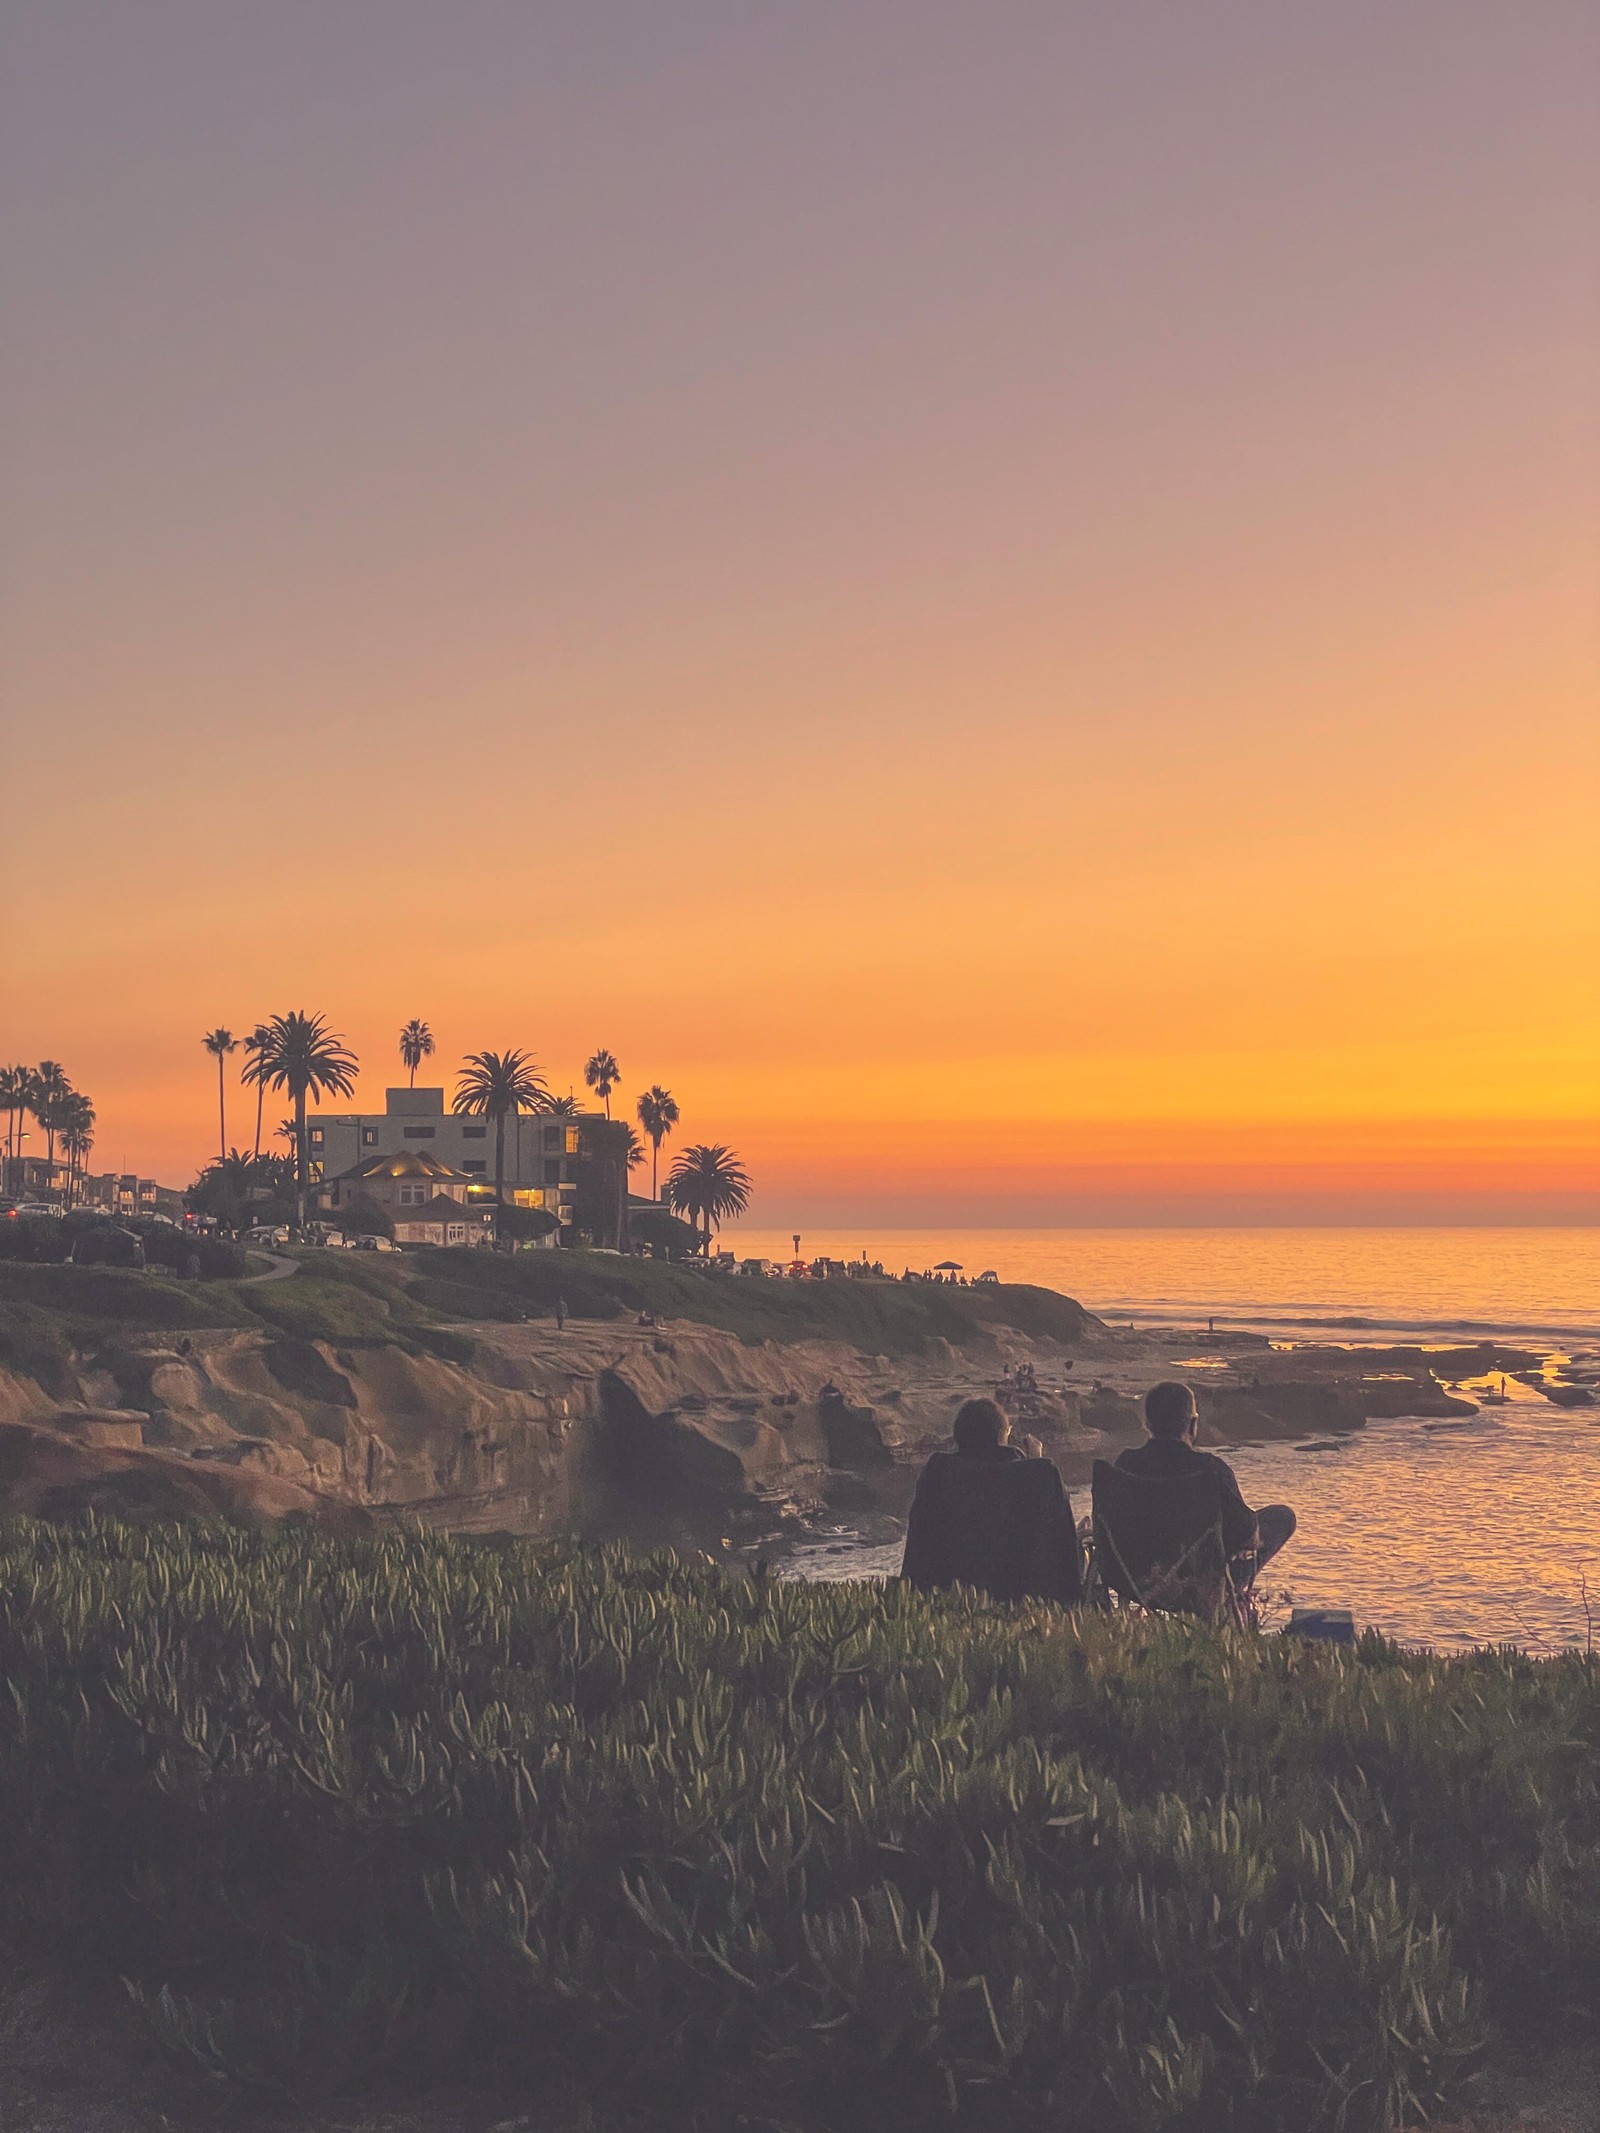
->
(3, 2, 1597, 1223)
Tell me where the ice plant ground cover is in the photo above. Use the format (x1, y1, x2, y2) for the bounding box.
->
(0, 1518, 1595, 2131)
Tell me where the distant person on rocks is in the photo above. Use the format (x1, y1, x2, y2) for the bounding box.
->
(555, 1295, 568, 1331)
(1116, 1382, 1295, 1579)
(901, 1397, 1082, 1606)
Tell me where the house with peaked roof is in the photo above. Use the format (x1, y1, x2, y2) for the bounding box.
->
(318, 1150, 496, 1249)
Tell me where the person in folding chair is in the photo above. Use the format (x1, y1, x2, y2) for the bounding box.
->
(901, 1397, 1083, 1606)
(1091, 1381, 1295, 1623)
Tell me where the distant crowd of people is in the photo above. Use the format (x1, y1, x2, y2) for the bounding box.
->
(901, 1382, 1296, 1610)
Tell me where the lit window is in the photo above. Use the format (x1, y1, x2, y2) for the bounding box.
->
(308, 1127, 324, 1146)
(362, 1128, 379, 1146)
(564, 1127, 580, 1156)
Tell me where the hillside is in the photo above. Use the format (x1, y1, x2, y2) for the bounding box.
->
(0, 1247, 1101, 1361)
(0, 1251, 1107, 1540)
(0, 1519, 1595, 2132)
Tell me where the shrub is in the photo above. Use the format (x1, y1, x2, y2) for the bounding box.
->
(0, 1215, 72, 1265)
(333, 1193, 394, 1240)
(629, 1205, 702, 1258)
(1, 1523, 1593, 2128)
(134, 1226, 247, 1280)
(494, 1203, 560, 1244)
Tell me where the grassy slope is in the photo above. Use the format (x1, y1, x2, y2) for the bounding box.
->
(0, 1520, 1595, 2132)
(0, 1248, 1098, 1366)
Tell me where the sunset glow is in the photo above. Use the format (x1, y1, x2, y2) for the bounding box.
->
(5, 4, 1596, 1220)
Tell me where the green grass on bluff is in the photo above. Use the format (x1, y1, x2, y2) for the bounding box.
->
(0, 1246, 1098, 1363)
(0, 1518, 1595, 2131)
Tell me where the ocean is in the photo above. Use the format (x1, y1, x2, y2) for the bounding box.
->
(720, 1226, 1600, 1342)
(720, 1227, 1600, 1648)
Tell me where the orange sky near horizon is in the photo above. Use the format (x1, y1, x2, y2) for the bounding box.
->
(3, 4, 1597, 1222)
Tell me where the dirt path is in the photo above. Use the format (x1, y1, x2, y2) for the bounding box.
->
(237, 1250, 300, 1284)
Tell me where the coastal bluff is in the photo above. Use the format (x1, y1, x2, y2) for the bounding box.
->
(0, 1249, 1522, 1546)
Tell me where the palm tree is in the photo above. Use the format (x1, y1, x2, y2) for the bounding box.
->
(665, 1144, 751, 1256)
(0, 1066, 26, 1186)
(249, 1012, 359, 1231)
(547, 1095, 580, 1116)
(452, 1050, 551, 1222)
(58, 1093, 95, 1208)
(202, 1029, 237, 1164)
(584, 1048, 621, 1119)
(32, 1062, 71, 1195)
(4, 1066, 44, 1192)
(635, 1085, 680, 1201)
(240, 1025, 272, 1159)
(622, 1123, 646, 1174)
(399, 1019, 435, 1087)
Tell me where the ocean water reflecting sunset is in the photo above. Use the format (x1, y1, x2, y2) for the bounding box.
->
(748, 1227, 1599, 1648)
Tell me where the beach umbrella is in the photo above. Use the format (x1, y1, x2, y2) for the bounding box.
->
(933, 1259, 963, 1271)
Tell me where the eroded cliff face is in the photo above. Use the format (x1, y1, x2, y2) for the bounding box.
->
(0, 1311, 1492, 1543)
(0, 1316, 1026, 1540)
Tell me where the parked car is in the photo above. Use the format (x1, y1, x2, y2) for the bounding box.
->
(14, 1202, 64, 1219)
(353, 1235, 398, 1253)
(245, 1224, 292, 1246)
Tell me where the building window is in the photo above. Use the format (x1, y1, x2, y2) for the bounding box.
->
(513, 1188, 546, 1210)
(565, 1127, 581, 1156)
(307, 1160, 324, 1182)
(543, 1159, 561, 1185)
(396, 1184, 429, 1207)
(461, 1160, 486, 1175)
(461, 1125, 486, 1141)
(403, 1126, 436, 1140)
(543, 1125, 560, 1151)
(447, 1224, 466, 1245)
(362, 1127, 379, 1146)
(308, 1127, 324, 1146)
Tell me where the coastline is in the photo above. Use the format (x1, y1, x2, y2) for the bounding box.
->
(1, 1243, 1594, 1646)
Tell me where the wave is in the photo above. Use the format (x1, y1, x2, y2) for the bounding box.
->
(1092, 1304, 1599, 1343)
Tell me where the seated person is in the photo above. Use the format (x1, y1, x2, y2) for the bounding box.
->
(901, 1397, 1082, 1605)
(1115, 1381, 1295, 1580)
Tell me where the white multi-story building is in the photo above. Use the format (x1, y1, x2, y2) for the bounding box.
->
(306, 1087, 588, 1220)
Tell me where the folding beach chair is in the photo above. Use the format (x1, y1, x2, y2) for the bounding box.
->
(1088, 1460, 1257, 1629)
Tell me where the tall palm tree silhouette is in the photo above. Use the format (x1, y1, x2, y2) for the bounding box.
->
(399, 1019, 435, 1087)
(665, 1144, 751, 1257)
(635, 1086, 680, 1201)
(250, 1013, 359, 1231)
(241, 1025, 271, 1159)
(0, 1065, 27, 1185)
(58, 1092, 95, 1208)
(202, 1029, 237, 1165)
(453, 1050, 551, 1223)
(32, 1062, 71, 1192)
(584, 1049, 621, 1119)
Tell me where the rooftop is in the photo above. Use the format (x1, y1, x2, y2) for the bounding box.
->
(337, 1150, 474, 1184)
